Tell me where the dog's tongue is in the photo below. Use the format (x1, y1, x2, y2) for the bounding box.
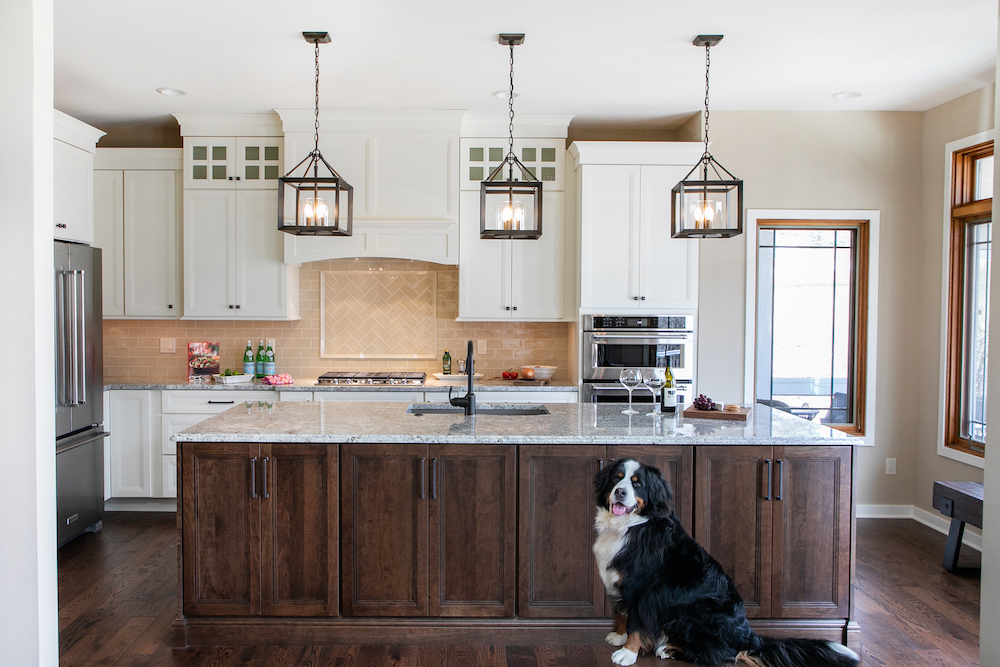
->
(613, 503, 628, 516)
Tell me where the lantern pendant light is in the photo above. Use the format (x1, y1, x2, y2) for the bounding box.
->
(671, 35, 743, 239)
(481, 33, 542, 240)
(278, 31, 354, 236)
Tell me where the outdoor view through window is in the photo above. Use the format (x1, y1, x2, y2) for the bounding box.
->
(756, 223, 868, 433)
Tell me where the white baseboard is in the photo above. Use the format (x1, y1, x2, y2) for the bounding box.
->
(105, 498, 177, 512)
(858, 504, 982, 552)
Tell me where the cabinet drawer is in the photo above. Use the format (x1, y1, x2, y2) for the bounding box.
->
(278, 391, 313, 402)
(161, 389, 266, 414)
(313, 391, 423, 403)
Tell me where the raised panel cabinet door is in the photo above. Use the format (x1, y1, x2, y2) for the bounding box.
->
(518, 445, 606, 618)
(93, 170, 125, 317)
(608, 446, 694, 533)
(181, 442, 261, 616)
(510, 192, 566, 320)
(428, 445, 516, 617)
(458, 191, 510, 319)
(260, 444, 338, 617)
(579, 165, 640, 309)
(125, 170, 180, 317)
(341, 444, 428, 616)
(771, 446, 852, 619)
(183, 190, 237, 317)
(638, 165, 699, 310)
(235, 189, 289, 318)
(54, 139, 95, 244)
(695, 446, 773, 618)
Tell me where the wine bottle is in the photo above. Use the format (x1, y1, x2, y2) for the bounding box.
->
(264, 340, 276, 376)
(255, 339, 265, 378)
(661, 363, 677, 412)
(442, 349, 451, 375)
(243, 340, 254, 376)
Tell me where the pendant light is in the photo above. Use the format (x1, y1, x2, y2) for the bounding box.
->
(671, 35, 743, 239)
(278, 32, 354, 236)
(481, 34, 542, 240)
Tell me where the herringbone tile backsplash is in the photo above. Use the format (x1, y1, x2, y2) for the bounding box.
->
(104, 259, 573, 383)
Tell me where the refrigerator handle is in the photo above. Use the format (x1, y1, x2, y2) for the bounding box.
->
(75, 269, 87, 405)
(60, 270, 82, 407)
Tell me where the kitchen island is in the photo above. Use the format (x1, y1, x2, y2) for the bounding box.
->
(172, 402, 859, 649)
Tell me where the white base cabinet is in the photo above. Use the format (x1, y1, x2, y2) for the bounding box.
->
(108, 390, 157, 498)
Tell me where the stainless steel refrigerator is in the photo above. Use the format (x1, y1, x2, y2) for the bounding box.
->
(55, 240, 108, 546)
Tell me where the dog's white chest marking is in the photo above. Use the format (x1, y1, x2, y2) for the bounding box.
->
(594, 462, 648, 594)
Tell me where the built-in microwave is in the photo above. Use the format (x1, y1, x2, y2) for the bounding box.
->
(581, 314, 694, 404)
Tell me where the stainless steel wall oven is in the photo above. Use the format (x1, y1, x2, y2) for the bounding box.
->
(581, 315, 694, 404)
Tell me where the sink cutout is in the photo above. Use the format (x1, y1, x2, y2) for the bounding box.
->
(406, 403, 550, 416)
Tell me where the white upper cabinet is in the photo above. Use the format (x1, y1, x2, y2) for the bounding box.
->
(93, 149, 182, 319)
(571, 142, 703, 313)
(54, 110, 105, 244)
(183, 189, 299, 320)
(182, 137, 283, 190)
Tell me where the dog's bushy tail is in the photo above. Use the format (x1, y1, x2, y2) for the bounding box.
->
(736, 635, 860, 667)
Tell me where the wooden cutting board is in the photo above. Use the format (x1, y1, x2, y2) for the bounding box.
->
(682, 405, 752, 421)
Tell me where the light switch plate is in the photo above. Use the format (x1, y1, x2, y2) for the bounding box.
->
(160, 338, 176, 354)
(885, 458, 896, 475)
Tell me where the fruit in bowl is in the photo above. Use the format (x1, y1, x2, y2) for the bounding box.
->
(521, 365, 556, 380)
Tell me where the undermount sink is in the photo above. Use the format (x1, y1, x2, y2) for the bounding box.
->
(406, 403, 550, 416)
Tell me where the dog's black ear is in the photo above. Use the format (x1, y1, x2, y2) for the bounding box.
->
(595, 462, 615, 509)
(643, 465, 673, 516)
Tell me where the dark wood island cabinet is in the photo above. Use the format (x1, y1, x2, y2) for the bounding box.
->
(173, 402, 859, 649)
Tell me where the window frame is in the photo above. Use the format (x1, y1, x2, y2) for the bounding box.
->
(745, 209, 879, 449)
(944, 139, 993, 459)
(752, 219, 870, 436)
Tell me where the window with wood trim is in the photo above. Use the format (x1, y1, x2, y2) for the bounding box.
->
(755, 220, 870, 435)
(945, 141, 993, 457)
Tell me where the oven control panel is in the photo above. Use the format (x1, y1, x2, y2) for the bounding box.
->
(588, 315, 692, 331)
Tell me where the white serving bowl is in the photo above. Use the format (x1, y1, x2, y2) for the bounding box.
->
(522, 365, 557, 380)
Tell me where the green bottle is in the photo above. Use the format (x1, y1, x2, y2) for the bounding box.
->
(243, 340, 254, 376)
(442, 349, 452, 375)
(255, 339, 265, 378)
(661, 363, 677, 412)
(264, 340, 275, 376)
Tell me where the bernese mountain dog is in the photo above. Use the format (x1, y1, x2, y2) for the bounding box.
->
(594, 458, 860, 667)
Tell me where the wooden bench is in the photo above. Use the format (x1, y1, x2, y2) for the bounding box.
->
(932, 481, 983, 572)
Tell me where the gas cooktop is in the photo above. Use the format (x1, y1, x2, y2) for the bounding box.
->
(315, 371, 426, 386)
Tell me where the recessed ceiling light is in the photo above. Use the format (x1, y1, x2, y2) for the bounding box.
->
(832, 91, 861, 100)
(492, 90, 520, 99)
(156, 87, 187, 96)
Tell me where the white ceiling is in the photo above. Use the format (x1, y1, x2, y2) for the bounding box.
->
(55, 0, 999, 136)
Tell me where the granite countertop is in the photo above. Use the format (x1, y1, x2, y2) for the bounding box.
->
(105, 376, 578, 392)
(173, 401, 856, 446)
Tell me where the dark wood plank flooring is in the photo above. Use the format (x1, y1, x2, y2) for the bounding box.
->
(58, 514, 981, 667)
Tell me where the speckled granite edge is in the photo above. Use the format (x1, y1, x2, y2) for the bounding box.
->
(173, 402, 858, 446)
(105, 380, 579, 393)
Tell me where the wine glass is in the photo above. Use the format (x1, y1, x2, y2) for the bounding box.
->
(642, 369, 666, 416)
(619, 368, 642, 415)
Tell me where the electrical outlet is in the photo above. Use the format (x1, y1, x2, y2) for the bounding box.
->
(159, 337, 176, 354)
(885, 458, 896, 475)
(478, 340, 487, 355)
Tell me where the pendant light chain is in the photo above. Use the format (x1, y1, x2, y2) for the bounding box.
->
(703, 43, 711, 158)
(508, 40, 516, 179)
(313, 40, 321, 155)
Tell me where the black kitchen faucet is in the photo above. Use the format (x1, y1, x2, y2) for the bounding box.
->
(449, 340, 476, 416)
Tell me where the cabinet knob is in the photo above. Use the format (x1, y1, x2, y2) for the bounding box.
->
(236, 176, 241, 181)
(168, 304, 173, 309)
(641, 296, 646, 301)
(56, 223, 67, 229)
(228, 176, 234, 181)
(633, 296, 639, 301)
(229, 305, 234, 309)
(236, 305, 241, 309)
(506, 306, 510, 311)
(512, 306, 517, 311)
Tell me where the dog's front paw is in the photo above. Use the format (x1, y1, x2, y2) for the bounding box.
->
(655, 644, 678, 660)
(605, 631, 627, 647)
(611, 648, 638, 666)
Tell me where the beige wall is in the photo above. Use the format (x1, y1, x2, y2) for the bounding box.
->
(697, 110, 925, 506)
(104, 259, 572, 384)
(912, 86, 994, 513)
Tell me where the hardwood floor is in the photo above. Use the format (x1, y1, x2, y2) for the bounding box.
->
(58, 514, 981, 667)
